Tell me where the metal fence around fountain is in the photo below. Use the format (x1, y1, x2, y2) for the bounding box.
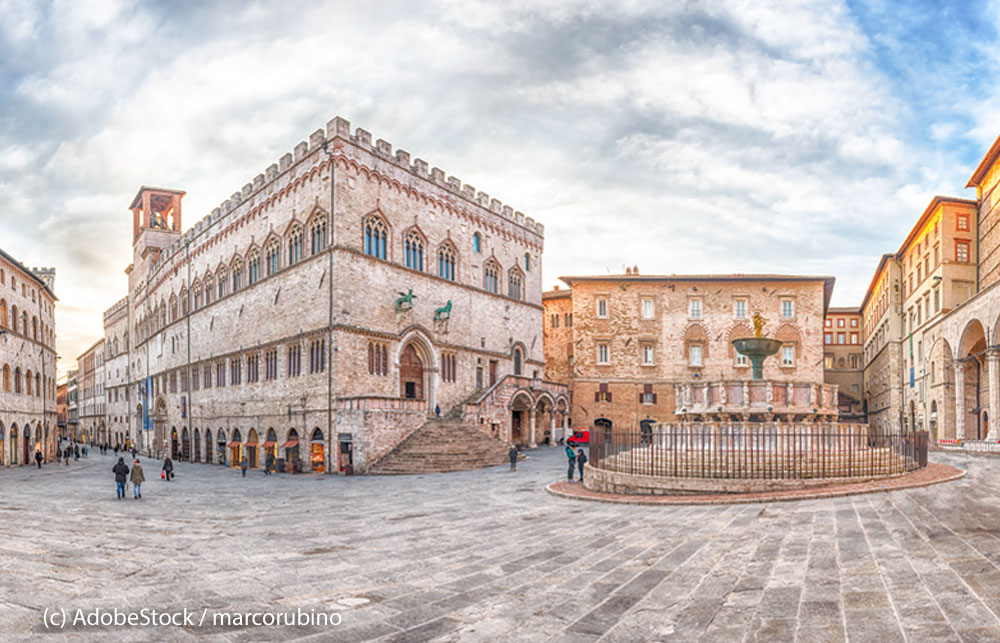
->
(589, 424, 928, 480)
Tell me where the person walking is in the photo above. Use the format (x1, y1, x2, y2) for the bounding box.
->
(112, 457, 129, 499)
(565, 444, 576, 481)
(74, 444, 79, 460)
(64, 446, 70, 465)
(576, 448, 588, 482)
(34, 450, 42, 469)
(435, 405, 441, 418)
(130, 459, 145, 499)
(264, 453, 274, 476)
(162, 456, 174, 481)
(508, 444, 518, 472)
(240, 457, 248, 478)
(83, 444, 88, 458)
(131, 446, 137, 460)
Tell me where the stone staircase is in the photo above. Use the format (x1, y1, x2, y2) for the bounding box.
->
(368, 418, 511, 475)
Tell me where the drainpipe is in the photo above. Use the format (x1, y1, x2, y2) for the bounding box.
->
(323, 140, 336, 474)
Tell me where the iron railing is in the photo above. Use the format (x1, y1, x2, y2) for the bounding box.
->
(590, 424, 928, 480)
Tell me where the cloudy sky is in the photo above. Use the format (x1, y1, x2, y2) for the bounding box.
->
(2, 0, 999, 375)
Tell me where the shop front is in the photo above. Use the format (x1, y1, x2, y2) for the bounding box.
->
(310, 428, 325, 472)
(264, 428, 278, 468)
(245, 429, 259, 469)
(228, 429, 243, 467)
(281, 429, 300, 473)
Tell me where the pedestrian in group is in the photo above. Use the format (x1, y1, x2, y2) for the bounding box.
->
(435, 404, 441, 418)
(131, 446, 137, 460)
(56, 447, 61, 464)
(162, 456, 174, 481)
(34, 450, 42, 469)
(112, 457, 129, 499)
(83, 444, 88, 458)
(565, 444, 576, 481)
(264, 453, 274, 476)
(240, 457, 248, 477)
(74, 445, 79, 460)
(576, 448, 588, 482)
(113, 443, 119, 457)
(131, 459, 145, 499)
(508, 444, 518, 472)
(64, 446, 70, 465)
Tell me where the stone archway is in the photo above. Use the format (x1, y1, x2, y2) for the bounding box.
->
(399, 344, 424, 400)
(958, 320, 987, 440)
(509, 390, 534, 445)
(181, 427, 190, 461)
(396, 329, 438, 413)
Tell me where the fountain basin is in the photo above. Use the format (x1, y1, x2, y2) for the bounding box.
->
(732, 337, 783, 380)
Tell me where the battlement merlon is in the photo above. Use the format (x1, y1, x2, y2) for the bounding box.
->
(102, 296, 129, 321)
(326, 116, 544, 239)
(150, 116, 546, 276)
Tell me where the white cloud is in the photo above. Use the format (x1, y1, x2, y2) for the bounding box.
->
(0, 0, 991, 373)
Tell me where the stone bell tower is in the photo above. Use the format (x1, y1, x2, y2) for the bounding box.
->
(126, 186, 186, 292)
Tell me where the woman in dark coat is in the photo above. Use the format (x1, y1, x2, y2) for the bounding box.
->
(162, 456, 174, 481)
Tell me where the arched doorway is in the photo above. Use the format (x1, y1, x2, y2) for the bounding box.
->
(181, 427, 190, 461)
(400, 344, 424, 399)
(595, 417, 613, 442)
(640, 419, 655, 444)
(311, 428, 325, 471)
(0, 422, 4, 466)
(930, 401, 938, 442)
(193, 429, 201, 462)
(171, 427, 179, 460)
(509, 391, 533, 445)
(23, 425, 31, 464)
(246, 429, 259, 469)
(205, 429, 213, 464)
(265, 428, 278, 466)
(216, 429, 227, 465)
(282, 429, 300, 473)
(959, 320, 987, 440)
(10, 425, 18, 465)
(229, 429, 243, 467)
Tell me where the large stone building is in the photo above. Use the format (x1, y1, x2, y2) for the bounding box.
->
(543, 271, 836, 430)
(861, 254, 904, 435)
(66, 368, 78, 441)
(77, 339, 105, 445)
(0, 249, 58, 465)
(823, 307, 864, 421)
(857, 137, 1000, 446)
(103, 297, 131, 447)
(93, 116, 566, 473)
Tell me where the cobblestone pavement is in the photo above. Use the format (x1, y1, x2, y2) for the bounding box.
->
(3, 448, 1000, 642)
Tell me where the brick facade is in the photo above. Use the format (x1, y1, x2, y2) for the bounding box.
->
(544, 273, 833, 430)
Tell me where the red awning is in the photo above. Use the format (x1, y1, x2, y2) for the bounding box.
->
(245, 441, 258, 447)
(263, 440, 276, 448)
(281, 437, 299, 448)
(227, 441, 240, 447)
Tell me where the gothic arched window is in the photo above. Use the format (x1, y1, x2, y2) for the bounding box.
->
(438, 243, 456, 281)
(287, 224, 303, 266)
(247, 249, 261, 285)
(483, 260, 499, 294)
(265, 239, 280, 276)
(310, 212, 328, 254)
(364, 215, 388, 260)
(217, 267, 228, 298)
(508, 267, 524, 301)
(231, 259, 243, 292)
(405, 230, 424, 271)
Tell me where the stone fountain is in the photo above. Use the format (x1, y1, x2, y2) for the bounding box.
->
(731, 312, 782, 380)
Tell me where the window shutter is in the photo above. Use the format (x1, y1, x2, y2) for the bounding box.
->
(595, 391, 600, 402)
(639, 393, 643, 404)
(652, 393, 658, 404)
(607, 392, 613, 402)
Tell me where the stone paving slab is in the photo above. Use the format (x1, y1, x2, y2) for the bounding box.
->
(3, 449, 1000, 641)
(546, 461, 965, 505)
